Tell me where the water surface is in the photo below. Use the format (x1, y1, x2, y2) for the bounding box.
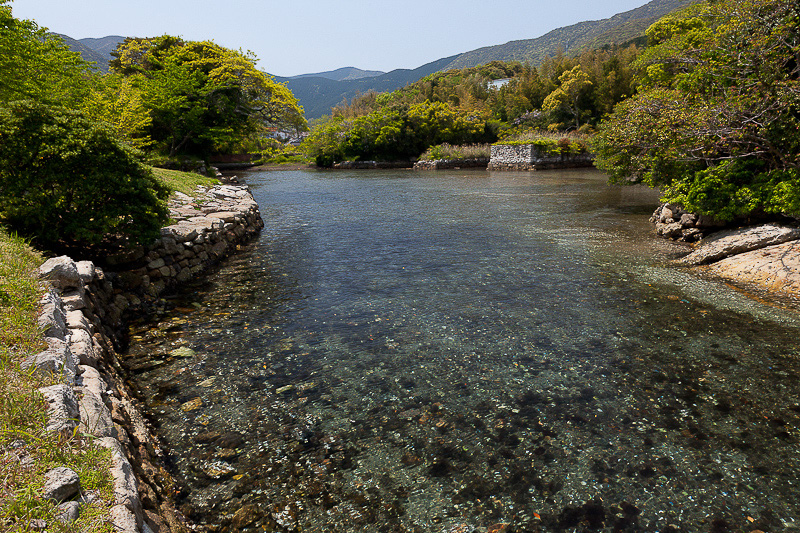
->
(124, 169, 800, 532)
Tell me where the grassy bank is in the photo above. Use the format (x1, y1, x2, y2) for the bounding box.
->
(0, 168, 219, 531)
(0, 230, 114, 532)
(151, 167, 220, 198)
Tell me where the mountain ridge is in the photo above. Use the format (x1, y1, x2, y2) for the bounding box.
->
(290, 67, 386, 82)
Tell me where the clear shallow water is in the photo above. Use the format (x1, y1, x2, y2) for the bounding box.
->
(123, 169, 800, 532)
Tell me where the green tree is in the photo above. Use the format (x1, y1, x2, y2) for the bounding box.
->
(542, 66, 594, 129)
(0, 101, 169, 248)
(111, 36, 307, 158)
(594, 0, 800, 220)
(0, 0, 91, 105)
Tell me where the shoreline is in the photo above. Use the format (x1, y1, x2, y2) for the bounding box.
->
(29, 181, 265, 532)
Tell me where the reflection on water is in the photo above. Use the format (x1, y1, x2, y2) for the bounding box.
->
(123, 169, 800, 532)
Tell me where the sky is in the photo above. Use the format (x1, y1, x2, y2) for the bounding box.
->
(10, 0, 653, 77)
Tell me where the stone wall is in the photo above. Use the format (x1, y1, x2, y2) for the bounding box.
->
(412, 158, 489, 170)
(487, 143, 594, 171)
(26, 182, 264, 533)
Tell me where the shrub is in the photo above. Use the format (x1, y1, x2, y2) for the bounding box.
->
(419, 143, 491, 161)
(0, 101, 169, 248)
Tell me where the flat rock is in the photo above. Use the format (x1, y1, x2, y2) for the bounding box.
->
(705, 240, 800, 297)
(682, 223, 800, 265)
(43, 467, 80, 502)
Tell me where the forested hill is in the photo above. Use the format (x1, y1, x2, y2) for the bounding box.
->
(442, 0, 699, 70)
(272, 55, 459, 119)
(279, 0, 698, 118)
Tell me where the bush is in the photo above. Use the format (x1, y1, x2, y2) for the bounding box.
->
(419, 143, 491, 161)
(0, 101, 169, 248)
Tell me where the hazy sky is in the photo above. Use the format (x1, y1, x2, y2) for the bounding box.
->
(10, 0, 652, 77)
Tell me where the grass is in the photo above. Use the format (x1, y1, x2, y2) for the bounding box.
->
(418, 143, 491, 161)
(151, 167, 220, 198)
(0, 229, 114, 532)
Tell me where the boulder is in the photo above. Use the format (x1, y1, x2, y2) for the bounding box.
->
(98, 437, 143, 528)
(79, 390, 115, 438)
(22, 340, 77, 384)
(43, 467, 80, 502)
(75, 261, 96, 284)
(39, 256, 80, 290)
(39, 291, 67, 340)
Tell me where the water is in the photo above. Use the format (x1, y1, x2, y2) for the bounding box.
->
(123, 169, 800, 532)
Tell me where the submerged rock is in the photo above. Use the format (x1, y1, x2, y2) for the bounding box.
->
(181, 397, 203, 412)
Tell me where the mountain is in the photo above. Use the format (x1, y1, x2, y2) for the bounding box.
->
(78, 36, 126, 57)
(55, 34, 111, 71)
(290, 67, 385, 82)
(441, 0, 698, 70)
(274, 55, 459, 119)
(282, 0, 698, 118)
(56, 35, 125, 72)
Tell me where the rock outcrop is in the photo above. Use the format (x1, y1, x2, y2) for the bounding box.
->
(680, 224, 800, 266)
(704, 239, 800, 296)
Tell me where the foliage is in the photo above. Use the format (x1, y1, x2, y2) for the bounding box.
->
(305, 51, 638, 165)
(80, 72, 154, 150)
(495, 131, 591, 155)
(594, 0, 800, 220)
(419, 143, 491, 161)
(0, 101, 170, 248)
(541, 66, 593, 128)
(306, 49, 640, 165)
(0, 1, 92, 106)
(110, 36, 307, 158)
(303, 100, 489, 166)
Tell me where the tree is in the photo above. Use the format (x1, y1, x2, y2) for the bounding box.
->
(111, 36, 307, 158)
(0, 101, 169, 248)
(0, 0, 91, 105)
(594, 0, 800, 220)
(542, 66, 593, 129)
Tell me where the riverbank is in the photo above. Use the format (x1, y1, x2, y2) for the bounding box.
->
(651, 204, 800, 303)
(682, 223, 800, 303)
(18, 181, 264, 532)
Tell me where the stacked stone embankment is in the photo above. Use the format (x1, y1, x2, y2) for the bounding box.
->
(412, 158, 489, 170)
(25, 182, 263, 533)
(487, 143, 594, 171)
